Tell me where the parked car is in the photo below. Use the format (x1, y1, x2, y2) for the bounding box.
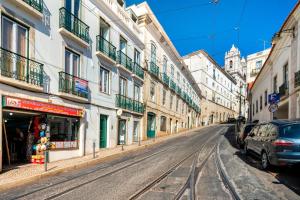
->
(244, 120, 300, 170)
(227, 118, 236, 123)
(236, 123, 256, 148)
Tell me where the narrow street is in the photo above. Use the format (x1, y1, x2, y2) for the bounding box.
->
(1, 125, 299, 200)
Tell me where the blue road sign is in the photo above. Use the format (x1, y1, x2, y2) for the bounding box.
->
(268, 93, 280, 104)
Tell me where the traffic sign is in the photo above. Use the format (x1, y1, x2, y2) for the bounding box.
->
(268, 93, 280, 104)
(268, 104, 278, 113)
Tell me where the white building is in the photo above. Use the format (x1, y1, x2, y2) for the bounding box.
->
(184, 50, 238, 125)
(224, 45, 248, 118)
(246, 48, 271, 84)
(0, 0, 146, 171)
(131, 3, 201, 138)
(250, 1, 300, 122)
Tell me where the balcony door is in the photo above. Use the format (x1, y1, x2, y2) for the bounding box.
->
(120, 36, 127, 54)
(1, 16, 28, 79)
(64, 0, 81, 33)
(100, 18, 110, 41)
(119, 77, 127, 96)
(65, 0, 80, 16)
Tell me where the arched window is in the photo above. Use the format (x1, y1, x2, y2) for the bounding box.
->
(229, 60, 233, 68)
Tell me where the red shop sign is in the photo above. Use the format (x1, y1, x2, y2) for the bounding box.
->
(3, 96, 83, 117)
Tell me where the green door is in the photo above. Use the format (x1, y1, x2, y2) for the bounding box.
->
(118, 119, 126, 145)
(100, 115, 108, 148)
(147, 113, 156, 138)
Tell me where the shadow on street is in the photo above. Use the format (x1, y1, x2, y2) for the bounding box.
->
(222, 125, 300, 195)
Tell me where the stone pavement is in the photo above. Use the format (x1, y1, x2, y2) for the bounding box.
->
(0, 126, 205, 192)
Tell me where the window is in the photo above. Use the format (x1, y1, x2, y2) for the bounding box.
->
(162, 89, 166, 105)
(100, 67, 109, 93)
(177, 72, 180, 84)
(253, 104, 255, 116)
(273, 75, 277, 93)
(264, 90, 268, 106)
(176, 98, 179, 111)
(256, 100, 258, 113)
(229, 60, 233, 68)
(65, 0, 80, 17)
(150, 43, 156, 64)
(260, 96, 262, 110)
(170, 65, 174, 78)
(48, 115, 79, 149)
(206, 77, 208, 84)
(256, 60, 262, 69)
(119, 36, 127, 53)
(119, 77, 127, 96)
(160, 116, 167, 131)
(134, 84, 140, 101)
(100, 18, 110, 40)
(283, 63, 288, 86)
(163, 56, 167, 73)
(150, 81, 155, 102)
(65, 49, 80, 77)
(170, 94, 173, 109)
(117, 0, 125, 7)
(2, 16, 28, 76)
(134, 49, 140, 65)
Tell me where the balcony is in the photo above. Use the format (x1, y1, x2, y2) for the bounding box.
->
(59, 71, 89, 102)
(161, 73, 170, 86)
(10, 0, 43, 18)
(59, 7, 90, 47)
(176, 86, 182, 96)
(116, 94, 144, 114)
(170, 79, 176, 91)
(250, 68, 260, 77)
(96, 35, 116, 63)
(117, 51, 133, 73)
(133, 62, 144, 80)
(279, 83, 288, 98)
(295, 71, 300, 88)
(0, 47, 43, 91)
(149, 61, 159, 78)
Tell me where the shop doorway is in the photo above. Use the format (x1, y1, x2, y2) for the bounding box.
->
(147, 113, 156, 138)
(99, 115, 108, 148)
(133, 121, 139, 142)
(118, 119, 126, 145)
(2, 110, 39, 167)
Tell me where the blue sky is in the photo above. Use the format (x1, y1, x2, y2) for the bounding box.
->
(127, 0, 298, 66)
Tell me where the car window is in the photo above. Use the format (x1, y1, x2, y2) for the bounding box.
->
(251, 126, 260, 136)
(269, 124, 278, 138)
(259, 124, 269, 137)
(244, 125, 255, 134)
(280, 124, 300, 139)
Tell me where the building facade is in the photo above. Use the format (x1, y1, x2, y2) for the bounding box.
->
(250, 1, 300, 122)
(131, 3, 201, 139)
(184, 50, 238, 125)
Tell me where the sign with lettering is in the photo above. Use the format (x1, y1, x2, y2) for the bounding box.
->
(3, 96, 83, 117)
(268, 93, 280, 104)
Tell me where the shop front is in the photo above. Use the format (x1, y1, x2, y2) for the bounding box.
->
(1, 96, 83, 169)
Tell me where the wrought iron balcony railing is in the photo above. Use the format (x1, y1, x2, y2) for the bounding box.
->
(279, 82, 288, 98)
(0, 47, 43, 87)
(133, 62, 144, 79)
(96, 35, 116, 61)
(117, 51, 133, 72)
(176, 85, 182, 95)
(59, 7, 90, 43)
(23, 0, 43, 12)
(170, 79, 176, 91)
(59, 71, 89, 99)
(161, 72, 170, 86)
(295, 71, 300, 88)
(116, 94, 144, 114)
(149, 61, 159, 78)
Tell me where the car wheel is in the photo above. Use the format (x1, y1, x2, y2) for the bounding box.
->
(261, 151, 270, 170)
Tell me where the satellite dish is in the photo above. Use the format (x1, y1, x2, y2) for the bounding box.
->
(117, 109, 123, 116)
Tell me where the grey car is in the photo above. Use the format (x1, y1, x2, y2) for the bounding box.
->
(244, 120, 300, 170)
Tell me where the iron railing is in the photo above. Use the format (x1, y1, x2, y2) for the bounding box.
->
(133, 62, 144, 79)
(0, 47, 43, 87)
(161, 72, 170, 86)
(149, 61, 159, 78)
(279, 83, 288, 98)
(59, 7, 89, 43)
(295, 71, 300, 88)
(170, 79, 176, 91)
(116, 94, 144, 114)
(96, 35, 116, 61)
(23, 0, 43, 13)
(59, 71, 89, 99)
(117, 51, 133, 72)
(176, 85, 182, 95)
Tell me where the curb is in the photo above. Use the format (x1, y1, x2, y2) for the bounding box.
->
(0, 125, 207, 192)
(216, 129, 241, 200)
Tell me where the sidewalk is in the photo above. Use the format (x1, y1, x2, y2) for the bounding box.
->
(0, 126, 205, 192)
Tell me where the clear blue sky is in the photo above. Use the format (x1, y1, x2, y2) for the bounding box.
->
(127, 0, 298, 66)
